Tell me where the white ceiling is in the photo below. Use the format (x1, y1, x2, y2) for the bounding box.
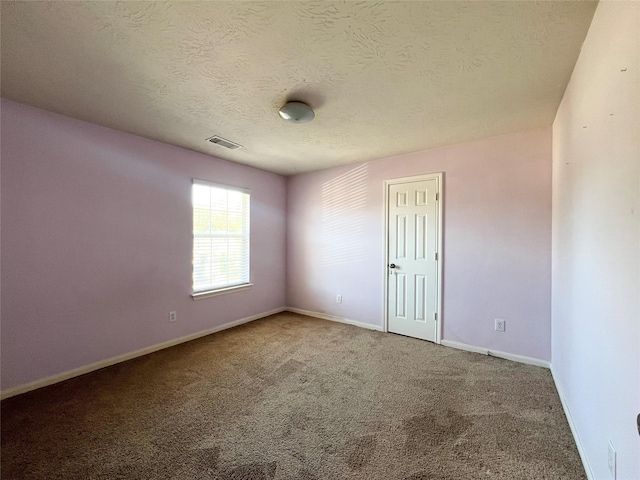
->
(1, 1, 597, 175)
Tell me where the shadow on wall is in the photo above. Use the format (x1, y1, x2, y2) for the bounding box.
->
(321, 164, 369, 267)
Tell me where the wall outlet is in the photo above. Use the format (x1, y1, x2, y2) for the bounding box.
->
(336, 295, 342, 304)
(495, 319, 506, 332)
(169, 311, 177, 323)
(608, 441, 616, 478)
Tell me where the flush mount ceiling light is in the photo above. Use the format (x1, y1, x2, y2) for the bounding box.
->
(278, 101, 315, 124)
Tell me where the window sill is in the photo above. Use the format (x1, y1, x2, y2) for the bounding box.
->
(192, 284, 253, 300)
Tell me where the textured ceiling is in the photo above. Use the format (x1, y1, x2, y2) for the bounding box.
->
(1, 1, 597, 175)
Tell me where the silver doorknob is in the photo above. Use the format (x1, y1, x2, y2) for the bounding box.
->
(389, 264, 396, 268)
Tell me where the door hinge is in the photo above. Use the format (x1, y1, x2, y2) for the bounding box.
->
(434, 312, 438, 321)
(435, 252, 438, 261)
(435, 193, 439, 201)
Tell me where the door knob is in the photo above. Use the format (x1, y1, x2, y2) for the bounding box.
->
(389, 264, 396, 268)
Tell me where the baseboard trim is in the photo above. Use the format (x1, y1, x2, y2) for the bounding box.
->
(440, 339, 550, 368)
(550, 366, 594, 480)
(286, 307, 384, 332)
(0, 307, 286, 400)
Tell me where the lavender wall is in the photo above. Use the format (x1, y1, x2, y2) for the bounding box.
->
(552, 2, 639, 479)
(287, 128, 553, 361)
(1, 100, 287, 392)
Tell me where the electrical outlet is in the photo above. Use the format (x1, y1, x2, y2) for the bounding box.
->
(608, 441, 616, 478)
(169, 311, 177, 323)
(336, 295, 342, 304)
(495, 319, 506, 332)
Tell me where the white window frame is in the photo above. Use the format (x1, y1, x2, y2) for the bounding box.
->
(191, 179, 251, 300)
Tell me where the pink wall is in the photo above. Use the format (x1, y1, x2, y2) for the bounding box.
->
(287, 128, 553, 361)
(552, 2, 639, 479)
(1, 99, 287, 391)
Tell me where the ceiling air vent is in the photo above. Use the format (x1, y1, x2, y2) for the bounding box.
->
(206, 135, 243, 150)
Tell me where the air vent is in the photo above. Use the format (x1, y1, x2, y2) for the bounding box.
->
(206, 135, 243, 150)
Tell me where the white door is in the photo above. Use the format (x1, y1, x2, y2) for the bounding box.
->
(386, 176, 441, 342)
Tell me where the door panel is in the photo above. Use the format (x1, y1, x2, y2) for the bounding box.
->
(395, 273, 407, 318)
(396, 215, 407, 259)
(387, 179, 439, 342)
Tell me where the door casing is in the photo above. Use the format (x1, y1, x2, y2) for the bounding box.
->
(383, 173, 443, 343)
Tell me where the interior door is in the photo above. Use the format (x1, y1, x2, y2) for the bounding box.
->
(387, 178, 439, 342)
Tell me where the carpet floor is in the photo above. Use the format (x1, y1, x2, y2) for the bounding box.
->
(1, 312, 585, 479)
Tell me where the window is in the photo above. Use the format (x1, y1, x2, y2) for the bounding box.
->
(192, 180, 250, 297)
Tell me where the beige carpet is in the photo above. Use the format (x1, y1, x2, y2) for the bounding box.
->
(1, 312, 585, 479)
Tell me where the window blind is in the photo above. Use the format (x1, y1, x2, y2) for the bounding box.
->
(192, 180, 250, 293)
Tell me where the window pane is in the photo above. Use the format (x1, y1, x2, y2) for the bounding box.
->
(227, 261, 243, 282)
(192, 184, 211, 208)
(211, 211, 228, 233)
(193, 208, 211, 235)
(228, 238, 243, 258)
(228, 190, 244, 213)
(228, 212, 243, 233)
(211, 188, 227, 211)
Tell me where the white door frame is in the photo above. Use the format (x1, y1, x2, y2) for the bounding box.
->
(383, 173, 443, 343)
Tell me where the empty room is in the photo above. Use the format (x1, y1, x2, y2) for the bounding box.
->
(1, 1, 638, 479)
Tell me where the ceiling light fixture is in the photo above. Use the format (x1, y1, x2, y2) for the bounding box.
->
(278, 101, 315, 124)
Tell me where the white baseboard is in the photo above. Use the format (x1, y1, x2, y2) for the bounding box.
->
(440, 339, 488, 356)
(440, 339, 550, 369)
(550, 366, 594, 480)
(0, 307, 286, 400)
(286, 307, 384, 332)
